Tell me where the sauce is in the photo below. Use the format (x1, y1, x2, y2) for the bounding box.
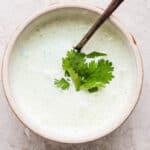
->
(9, 8, 137, 141)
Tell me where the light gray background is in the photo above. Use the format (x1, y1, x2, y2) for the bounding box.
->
(0, 0, 149, 149)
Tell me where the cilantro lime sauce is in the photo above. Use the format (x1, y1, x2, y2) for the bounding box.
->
(9, 8, 137, 141)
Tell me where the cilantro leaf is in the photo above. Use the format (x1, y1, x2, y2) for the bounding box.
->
(86, 51, 107, 58)
(64, 71, 70, 77)
(62, 50, 85, 90)
(63, 50, 87, 76)
(66, 67, 81, 91)
(80, 59, 114, 90)
(54, 78, 70, 90)
(54, 49, 114, 93)
(88, 87, 98, 93)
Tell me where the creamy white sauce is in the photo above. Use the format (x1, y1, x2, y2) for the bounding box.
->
(9, 9, 137, 141)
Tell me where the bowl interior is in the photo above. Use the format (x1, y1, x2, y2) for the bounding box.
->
(3, 4, 142, 143)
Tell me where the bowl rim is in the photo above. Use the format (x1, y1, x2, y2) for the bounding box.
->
(1, 2, 144, 144)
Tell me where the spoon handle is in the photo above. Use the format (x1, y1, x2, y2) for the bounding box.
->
(74, 0, 124, 52)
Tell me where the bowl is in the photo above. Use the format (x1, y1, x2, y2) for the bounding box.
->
(2, 3, 143, 143)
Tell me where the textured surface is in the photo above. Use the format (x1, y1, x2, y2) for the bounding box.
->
(0, 0, 149, 149)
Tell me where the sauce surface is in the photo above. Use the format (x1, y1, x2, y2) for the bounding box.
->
(9, 8, 137, 141)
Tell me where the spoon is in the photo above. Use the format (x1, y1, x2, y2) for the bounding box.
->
(74, 0, 124, 52)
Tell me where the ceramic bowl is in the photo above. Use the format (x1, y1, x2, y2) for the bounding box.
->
(2, 3, 143, 143)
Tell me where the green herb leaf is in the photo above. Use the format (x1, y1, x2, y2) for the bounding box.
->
(80, 59, 114, 90)
(86, 51, 107, 58)
(62, 50, 85, 90)
(64, 71, 70, 77)
(88, 87, 98, 93)
(54, 49, 114, 93)
(54, 78, 70, 90)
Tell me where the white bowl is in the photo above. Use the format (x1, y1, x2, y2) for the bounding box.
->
(2, 3, 143, 143)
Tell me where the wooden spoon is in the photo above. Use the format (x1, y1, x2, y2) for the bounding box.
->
(74, 0, 124, 52)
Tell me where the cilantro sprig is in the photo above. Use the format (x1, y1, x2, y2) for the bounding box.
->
(54, 49, 114, 93)
(54, 78, 70, 90)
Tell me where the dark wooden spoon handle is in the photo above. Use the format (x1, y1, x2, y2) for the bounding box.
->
(74, 0, 124, 52)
